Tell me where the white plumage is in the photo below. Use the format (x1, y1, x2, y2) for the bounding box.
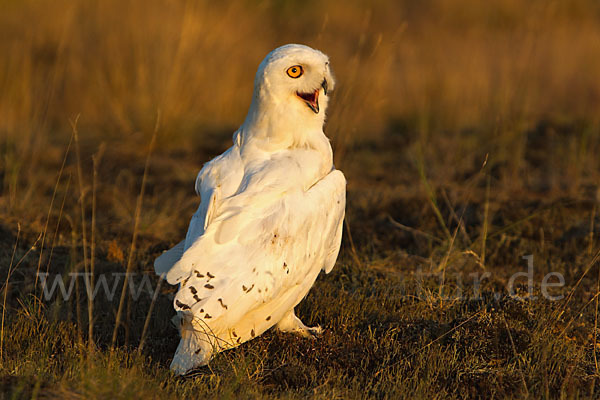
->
(154, 44, 346, 375)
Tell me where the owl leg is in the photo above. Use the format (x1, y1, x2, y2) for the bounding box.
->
(276, 309, 322, 338)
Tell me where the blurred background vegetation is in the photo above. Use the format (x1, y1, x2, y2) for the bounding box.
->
(1, 0, 600, 227)
(1, 0, 600, 398)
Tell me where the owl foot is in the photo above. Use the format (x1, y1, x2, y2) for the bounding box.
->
(276, 309, 322, 338)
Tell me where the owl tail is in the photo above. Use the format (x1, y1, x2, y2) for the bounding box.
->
(170, 313, 214, 375)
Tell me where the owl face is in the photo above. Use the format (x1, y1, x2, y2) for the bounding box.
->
(255, 44, 335, 117)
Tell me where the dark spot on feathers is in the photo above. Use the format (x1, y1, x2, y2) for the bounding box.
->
(243, 284, 254, 293)
(175, 300, 190, 310)
(251, 329, 255, 337)
(195, 348, 202, 354)
(258, 289, 262, 293)
(236, 337, 241, 343)
(204, 284, 214, 289)
(204, 313, 212, 319)
(182, 277, 189, 286)
(207, 272, 215, 279)
(266, 316, 271, 321)
(200, 309, 204, 313)
(193, 294, 201, 302)
(190, 286, 197, 294)
(283, 262, 287, 268)
(218, 298, 228, 309)
(194, 270, 204, 278)
(232, 331, 237, 337)
(274, 234, 277, 238)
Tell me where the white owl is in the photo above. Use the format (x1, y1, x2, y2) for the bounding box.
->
(154, 44, 346, 375)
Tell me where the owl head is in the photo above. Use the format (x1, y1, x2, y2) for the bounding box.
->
(253, 44, 335, 119)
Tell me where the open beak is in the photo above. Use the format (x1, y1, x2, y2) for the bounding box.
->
(296, 78, 328, 114)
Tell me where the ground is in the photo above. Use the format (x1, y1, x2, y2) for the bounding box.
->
(1, 0, 600, 398)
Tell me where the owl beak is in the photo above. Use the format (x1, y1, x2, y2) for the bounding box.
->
(296, 90, 320, 114)
(297, 78, 329, 114)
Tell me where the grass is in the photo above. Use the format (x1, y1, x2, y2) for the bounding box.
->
(1, 0, 600, 398)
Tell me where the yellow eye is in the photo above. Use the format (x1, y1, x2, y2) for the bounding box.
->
(286, 65, 303, 78)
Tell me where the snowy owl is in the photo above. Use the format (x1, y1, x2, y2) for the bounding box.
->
(154, 44, 346, 375)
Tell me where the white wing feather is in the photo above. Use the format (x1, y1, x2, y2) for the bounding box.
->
(166, 149, 345, 340)
(184, 145, 244, 251)
(153, 144, 244, 275)
(154, 240, 185, 276)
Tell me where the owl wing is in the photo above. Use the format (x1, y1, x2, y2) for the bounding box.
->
(322, 196, 344, 274)
(166, 155, 346, 328)
(153, 145, 243, 276)
(154, 239, 185, 276)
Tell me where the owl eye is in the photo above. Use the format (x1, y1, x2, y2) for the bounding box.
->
(286, 65, 303, 78)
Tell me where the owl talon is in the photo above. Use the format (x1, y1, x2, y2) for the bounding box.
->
(298, 324, 322, 339)
(277, 310, 322, 339)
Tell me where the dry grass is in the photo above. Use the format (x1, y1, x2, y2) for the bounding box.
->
(1, 0, 600, 398)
